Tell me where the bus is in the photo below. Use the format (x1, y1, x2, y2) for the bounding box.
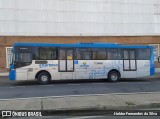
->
(9, 42, 155, 84)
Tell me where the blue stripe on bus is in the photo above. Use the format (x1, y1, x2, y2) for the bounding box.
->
(13, 42, 152, 49)
(150, 47, 155, 76)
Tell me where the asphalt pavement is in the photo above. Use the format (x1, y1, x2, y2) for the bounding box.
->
(0, 76, 160, 99)
(0, 74, 160, 117)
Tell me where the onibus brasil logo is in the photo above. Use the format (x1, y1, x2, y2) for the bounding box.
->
(1, 111, 42, 117)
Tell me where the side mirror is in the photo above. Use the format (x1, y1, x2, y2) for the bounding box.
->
(158, 56, 160, 63)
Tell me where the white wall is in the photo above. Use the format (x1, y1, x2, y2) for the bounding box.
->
(0, 0, 160, 36)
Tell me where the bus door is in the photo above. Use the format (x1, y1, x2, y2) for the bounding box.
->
(123, 49, 137, 78)
(59, 49, 74, 79)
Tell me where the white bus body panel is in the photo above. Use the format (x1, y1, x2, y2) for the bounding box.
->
(123, 71, 137, 78)
(59, 60, 66, 71)
(60, 72, 74, 80)
(15, 60, 150, 81)
(75, 60, 123, 79)
(28, 60, 60, 80)
(123, 59, 137, 78)
(130, 60, 136, 70)
(123, 60, 150, 78)
(16, 68, 28, 80)
(124, 60, 130, 70)
(137, 60, 150, 78)
(67, 60, 74, 71)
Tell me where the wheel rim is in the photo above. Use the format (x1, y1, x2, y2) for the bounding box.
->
(111, 73, 118, 81)
(41, 75, 48, 82)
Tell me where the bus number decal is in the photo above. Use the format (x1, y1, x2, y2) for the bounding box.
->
(39, 64, 58, 68)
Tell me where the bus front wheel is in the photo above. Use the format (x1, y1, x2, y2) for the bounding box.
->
(37, 72, 50, 84)
(108, 71, 120, 82)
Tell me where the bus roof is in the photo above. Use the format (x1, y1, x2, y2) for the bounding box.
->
(13, 42, 152, 49)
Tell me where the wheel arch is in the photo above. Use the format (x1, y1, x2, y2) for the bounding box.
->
(35, 70, 51, 80)
(108, 69, 121, 78)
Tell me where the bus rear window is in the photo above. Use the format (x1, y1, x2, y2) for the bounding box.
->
(136, 49, 151, 60)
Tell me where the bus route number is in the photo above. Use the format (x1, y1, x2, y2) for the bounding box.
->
(39, 64, 58, 68)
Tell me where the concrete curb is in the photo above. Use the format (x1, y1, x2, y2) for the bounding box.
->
(0, 93, 160, 110)
(0, 73, 9, 77)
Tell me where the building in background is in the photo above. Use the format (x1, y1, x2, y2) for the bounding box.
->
(0, 0, 160, 72)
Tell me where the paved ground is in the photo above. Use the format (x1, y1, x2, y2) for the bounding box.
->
(0, 76, 160, 99)
(0, 93, 160, 111)
(0, 74, 160, 118)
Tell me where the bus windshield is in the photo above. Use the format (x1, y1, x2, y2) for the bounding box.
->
(10, 49, 14, 66)
(14, 46, 33, 68)
(15, 52, 32, 63)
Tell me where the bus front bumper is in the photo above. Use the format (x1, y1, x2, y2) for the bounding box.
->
(9, 69, 16, 80)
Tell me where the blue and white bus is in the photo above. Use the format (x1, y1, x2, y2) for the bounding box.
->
(9, 42, 155, 84)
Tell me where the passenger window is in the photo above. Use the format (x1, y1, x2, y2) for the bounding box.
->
(59, 50, 66, 60)
(136, 49, 151, 60)
(38, 47, 57, 60)
(107, 49, 119, 60)
(76, 48, 92, 60)
(124, 50, 129, 60)
(67, 50, 73, 60)
(130, 50, 135, 60)
(92, 48, 106, 60)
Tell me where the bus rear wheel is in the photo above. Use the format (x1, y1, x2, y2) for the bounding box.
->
(37, 72, 50, 85)
(108, 71, 120, 82)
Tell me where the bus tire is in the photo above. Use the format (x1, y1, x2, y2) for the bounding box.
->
(37, 72, 50, 85)
(108, 71, 120, 82)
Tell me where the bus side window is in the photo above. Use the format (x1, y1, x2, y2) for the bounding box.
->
(92, 48, 107, 60)
(107, 49, 119, 60)
(118, 49, 123, 60)
(124, 50, 129, 59)
(59, 50, 66, 60)
(75, 48, 80, 60)
(67, 50, 73, 60)
(136, 49, 151, 60)
(84, 52, 92, 60)
(38, 47, 57, 60)
(76, 48, 92, 60)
